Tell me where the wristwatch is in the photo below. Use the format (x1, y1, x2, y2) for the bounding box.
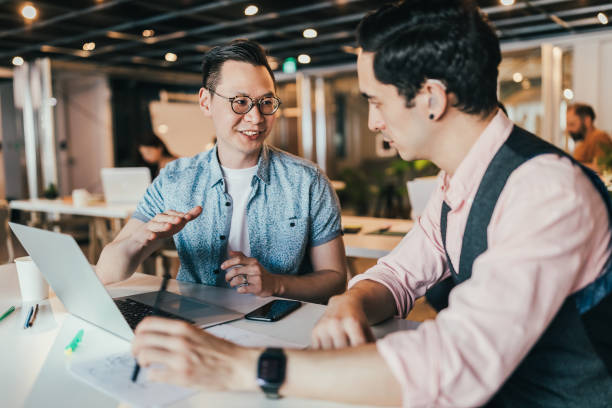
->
(256, 347, 286, 399)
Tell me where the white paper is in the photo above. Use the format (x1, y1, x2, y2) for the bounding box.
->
(69, 352, 196, 407)
(206, 324, 307, 349)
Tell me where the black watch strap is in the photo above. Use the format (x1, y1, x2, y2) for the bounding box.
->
(257, 347, 286, 399)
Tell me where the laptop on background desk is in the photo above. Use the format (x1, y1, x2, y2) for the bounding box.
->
(9, 222, 243, 341)
(101, 167, 151, 205)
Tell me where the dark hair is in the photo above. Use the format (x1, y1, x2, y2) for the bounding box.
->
(140, 133, 173, 157)
(568, 103, 595, 121)
(201, 39, 275, 93)
(357, 0, 501, 117)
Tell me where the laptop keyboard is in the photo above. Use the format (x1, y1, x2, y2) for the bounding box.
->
(114, 298, 194, 330)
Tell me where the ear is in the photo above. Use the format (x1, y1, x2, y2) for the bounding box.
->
(199, 87, 213, 117)
(424, 80, 449, 121)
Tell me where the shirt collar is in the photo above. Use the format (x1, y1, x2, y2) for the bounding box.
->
(440, 110, 514, 209)
(207, 144, 271, 189)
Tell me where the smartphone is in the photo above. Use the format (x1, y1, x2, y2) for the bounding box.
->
(245, 299, 302, 322)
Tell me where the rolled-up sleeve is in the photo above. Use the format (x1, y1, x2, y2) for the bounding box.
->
(309, 170, 342, 247)
(349, 190, 449, 317)
(371, 158, 611, 407)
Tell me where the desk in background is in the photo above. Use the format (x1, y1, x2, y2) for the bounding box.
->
(9, 200, 413, 264)
(9, 198, 136, 262)
(0, 263, 417, 408)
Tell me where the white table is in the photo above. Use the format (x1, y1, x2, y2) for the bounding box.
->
(9, 199, 136, 262)
(9, 199, 136, 219)
(341, 215, 413, 259)
(10, 199, 412, 262)
(0, 263, 416, 408)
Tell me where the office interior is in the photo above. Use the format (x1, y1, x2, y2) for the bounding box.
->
(0, 1, 611, 405)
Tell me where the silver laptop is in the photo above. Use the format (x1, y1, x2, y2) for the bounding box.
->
(9, 222, 243, 341)
(101, 167, 151, 204)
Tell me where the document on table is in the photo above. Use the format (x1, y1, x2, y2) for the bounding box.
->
(205, 324, 307, 349)
(69, 352, 196, 407)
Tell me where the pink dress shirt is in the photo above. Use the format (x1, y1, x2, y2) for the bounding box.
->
(350, 111, 612, 407)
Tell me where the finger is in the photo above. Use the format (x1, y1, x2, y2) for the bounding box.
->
(224, 265, 248, 283)
(187, 206, 203, 218)
(310, 332, 322, 349)
(152, 214, 183, 224)
(147, 221, 174, 233)
(317, 332, 334, 350)
(226, 270, 248, 286)
(132, 331, 192, 355)
(329, 325, 350, 349)
(342, 319, 369, 346)
(135, 316, 198, 338)
(221, 255, 247, 270)
(163, 209, 188, 218)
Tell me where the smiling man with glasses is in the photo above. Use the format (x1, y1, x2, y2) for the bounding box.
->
(96, 39, 346, 304)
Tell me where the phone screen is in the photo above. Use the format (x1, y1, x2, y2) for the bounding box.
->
(245, 300, 301, 322)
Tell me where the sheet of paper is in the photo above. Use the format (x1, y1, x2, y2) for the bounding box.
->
(206, 324, 307, 349)
(69, 352, 196, 407)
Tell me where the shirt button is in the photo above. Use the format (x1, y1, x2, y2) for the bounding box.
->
(220, 235, 226, 240)
(290, 222, 295, 227)
(225, 202, 231, 206)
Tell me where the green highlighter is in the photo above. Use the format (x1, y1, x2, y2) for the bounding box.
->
(64, 329, 84, 355)
(0, 306, 15, 322)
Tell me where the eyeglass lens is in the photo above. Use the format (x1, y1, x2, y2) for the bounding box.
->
(231, 96, 280, 115)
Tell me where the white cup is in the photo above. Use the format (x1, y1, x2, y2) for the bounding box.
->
(15, 256, 49, 302)
(72, 189, 90, 207)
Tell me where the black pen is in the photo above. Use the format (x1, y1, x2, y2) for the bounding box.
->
(28, 304, 39, 328)
(131, 272, 171, 383)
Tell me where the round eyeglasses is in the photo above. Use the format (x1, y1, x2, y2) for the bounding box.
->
(209, 89, 281, 116)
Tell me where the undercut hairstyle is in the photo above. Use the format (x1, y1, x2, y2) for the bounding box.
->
(201, 39, 276, 93)
(568, 103, 596, 121)
(357, 0, 501, 117)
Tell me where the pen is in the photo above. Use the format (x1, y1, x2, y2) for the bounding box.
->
(131, 272, 171, 383)
(64, 329, 84, 355)
(27, 304, 39, 328)
(0, 305, 15, 322)
(23, 306, 34, 329)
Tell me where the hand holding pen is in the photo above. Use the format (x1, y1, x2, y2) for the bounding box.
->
(131, 272, 171, 383)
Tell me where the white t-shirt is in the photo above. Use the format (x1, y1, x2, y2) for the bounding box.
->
(221, 164, 258, 258)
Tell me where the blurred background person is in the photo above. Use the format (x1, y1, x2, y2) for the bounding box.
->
(138, 133, 178, 177)
(567, 103, 612, 172)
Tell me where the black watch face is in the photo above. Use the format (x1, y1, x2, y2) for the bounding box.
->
(258, 354, 285, 383)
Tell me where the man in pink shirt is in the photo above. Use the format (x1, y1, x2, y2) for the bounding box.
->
(130, 0, 612, 406)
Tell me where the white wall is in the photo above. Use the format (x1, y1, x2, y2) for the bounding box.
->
(54, 72, 114, 195)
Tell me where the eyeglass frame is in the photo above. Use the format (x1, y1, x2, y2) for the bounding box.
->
(207, 89, 282, 116)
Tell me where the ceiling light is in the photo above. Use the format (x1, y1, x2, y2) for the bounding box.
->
(21, 5, 37, 19)
(303, 28, 318, 39)
(82, 42, 96, 51)
(297, 54, 311, 64)
(512, 72, 523, 83)
(164, 52, 177, 62)
(598, 12, 609, 25)
(500, 0, 515, 5)
(142, 29, 155, 37)
(563, 88, 574, 100)
(244, 5, 258, 16)
(12, 56, 24, 66)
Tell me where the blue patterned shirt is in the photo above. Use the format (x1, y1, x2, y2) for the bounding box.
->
(132, 144, 342, 286)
